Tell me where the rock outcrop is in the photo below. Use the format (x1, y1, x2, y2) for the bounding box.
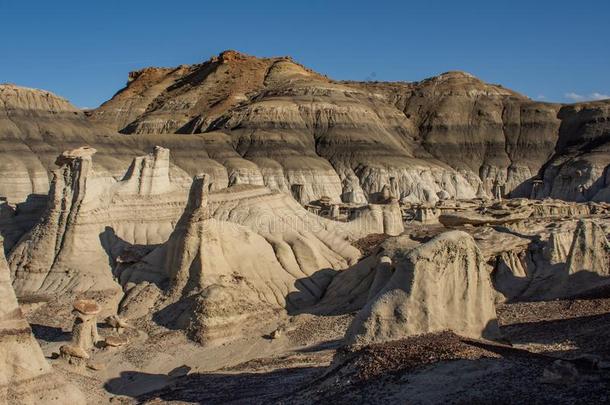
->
(345, 231, 499, 347)
(492, 219, 610, 301)
(536, 101, 610, 202)
(8, 146, 188, 304)
(0, 238, 85, 404)
(89, 52, 610, 203)
(1, 52, 610, 257)
(118, 174, 404, 343)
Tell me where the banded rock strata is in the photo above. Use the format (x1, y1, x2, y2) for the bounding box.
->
(89, 50, 610, 203)
(2, 52, 610, 225)
(0, 239, 85, 405)
(8, 146, 188, 305)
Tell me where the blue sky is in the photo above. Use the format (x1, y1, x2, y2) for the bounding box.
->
(1, 0, 609, 108)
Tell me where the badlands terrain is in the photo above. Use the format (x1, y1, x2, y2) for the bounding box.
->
(2, 50, 610, 404)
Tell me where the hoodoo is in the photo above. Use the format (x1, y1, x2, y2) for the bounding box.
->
(8, 146, 189, 306)
(118, 173, 409, 343)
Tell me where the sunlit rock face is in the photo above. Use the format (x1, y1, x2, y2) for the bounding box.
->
(1, 51, 610, 230)
(491, 219, 610, 301)
(8, 147, 189, 305)
(345, 231, 499, 347)
(117, 174, 404, 344)
(89, 52, 485, 204)
(0, 237, 86, 405)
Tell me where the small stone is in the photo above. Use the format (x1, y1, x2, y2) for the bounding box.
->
(540, 360, 579, 385)
(104, 335, 129, 347)
(86, 362, 105, 371)
(60, 344, 90, 360)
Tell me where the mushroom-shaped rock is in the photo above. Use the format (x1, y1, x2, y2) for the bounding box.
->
(70, 298, 101, 353)
(104, 336, 129, 347)
(73, 298, 101, 315)
(346, 231, 499, 347)
(60, 344, 90, 360)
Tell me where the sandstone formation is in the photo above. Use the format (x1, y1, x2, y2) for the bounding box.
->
(1, 52, 609, 235)
(0, 238, 85, 404)
(3, 48, 610, 405)
(64, 298, 102, 356)
(345, 231, 499, 347)
(87, 51, 610, 205)
(491, 219, 610, 301)
(117, 173, 404, 343)
(8, 146, 188, 305)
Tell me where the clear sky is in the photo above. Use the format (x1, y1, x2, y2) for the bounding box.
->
(1, 0, 609, 108)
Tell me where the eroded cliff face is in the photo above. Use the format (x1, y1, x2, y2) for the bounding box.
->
(91, 52, 487, 204)
(1, 51, 610, 223)
(116, 174, 405, 343)
(8, 146, 189, 305)
(89, 50, 610, 204)
(89, 50, 276, 134)
(537, 102, 610, 201)
(0, 238, 85, 405)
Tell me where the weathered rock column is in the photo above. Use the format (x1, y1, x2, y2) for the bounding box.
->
(70, 299, 101, 352)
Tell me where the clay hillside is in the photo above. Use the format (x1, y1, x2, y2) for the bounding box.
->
(2, 50, 609, 211)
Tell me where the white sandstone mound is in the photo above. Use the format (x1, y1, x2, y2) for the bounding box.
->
(506, 219, 610, 300)
(345, 231, 499, 347)
(8, 146, 188, 304)
(119, 175, 404, 343)
(0, 238, 85, 405)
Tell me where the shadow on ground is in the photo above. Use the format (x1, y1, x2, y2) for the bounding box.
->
(105, 366, 323, 404)
(30, 323, 70, 342)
